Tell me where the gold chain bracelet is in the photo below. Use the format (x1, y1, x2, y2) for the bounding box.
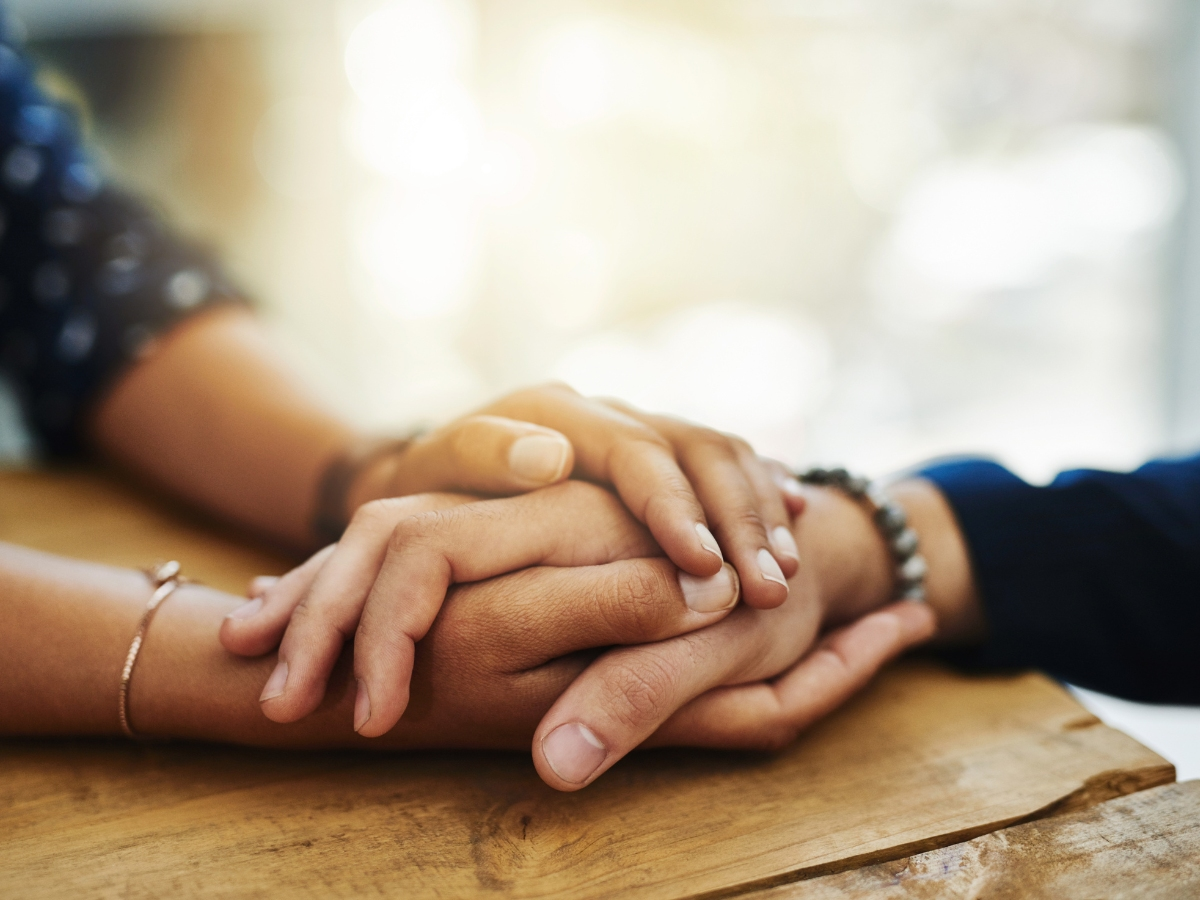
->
(118, 560, 189, 739)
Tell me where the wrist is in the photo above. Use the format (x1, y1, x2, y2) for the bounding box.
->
(311, 437, 415, 545)
(343, 444, 408, 512)
(795, 485, 895, 628)
(886, 479, 984, 646)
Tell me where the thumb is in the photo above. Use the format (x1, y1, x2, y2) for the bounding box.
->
(392, 414, 576, 496)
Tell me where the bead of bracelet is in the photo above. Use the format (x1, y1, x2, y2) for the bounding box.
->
(797, 467, 927, 602)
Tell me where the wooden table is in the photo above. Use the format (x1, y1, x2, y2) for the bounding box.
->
(1, 469, 1195, 899)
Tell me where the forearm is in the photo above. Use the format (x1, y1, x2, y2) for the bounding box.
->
(89, 308, 357, 549)
(0, 543, 144, 735)
(0, 542, 359, 745)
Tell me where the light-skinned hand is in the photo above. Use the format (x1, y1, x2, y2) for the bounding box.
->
(222, 481, 935, 787)
(221, 482, 745, 736)
(344, 384, 805, 610)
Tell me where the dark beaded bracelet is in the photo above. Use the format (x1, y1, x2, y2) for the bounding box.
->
(311, 435, 420, 545)
(797, 467, 928, 602)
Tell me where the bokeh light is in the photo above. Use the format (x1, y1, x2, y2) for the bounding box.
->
(538, 23, 616, 128)
(344, 0, 476, 111)
(554, 305, 831, 460)
(350, 86, 481, 181)
(356, 191, 478, 319)
(53, 0, 1180, 481)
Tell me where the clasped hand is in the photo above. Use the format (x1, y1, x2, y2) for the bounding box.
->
(220, 385, 934, 790)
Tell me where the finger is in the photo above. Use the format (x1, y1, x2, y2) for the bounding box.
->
(530, 600, 807, 791)
(676, 436, 789, 610)
(257, 493, 475, 724)
(392, 415, 574, 495)
(650, 601, 938, 749)
(248, 576, 279, 599)
(488, 385, 725, 579)
(604, 403, 792, 608)
(732, 441, 799, 579)
(430, 558, 741, 674)
(761, 458, 807, 518)
(218, 545, 333, 657)
(348, 484, 675, 738)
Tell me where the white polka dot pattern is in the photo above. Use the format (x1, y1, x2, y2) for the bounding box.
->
(0, 27, 244, 455)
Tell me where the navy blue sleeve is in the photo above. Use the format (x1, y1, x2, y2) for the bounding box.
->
(0, 32, 244, 457)
(919, 454, 1200, 704)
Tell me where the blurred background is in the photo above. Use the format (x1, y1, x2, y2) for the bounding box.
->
(4, 0, 1199, 771)
(8, 0, 1200, 481)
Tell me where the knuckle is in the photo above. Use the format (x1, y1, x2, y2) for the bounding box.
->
(604, 653, 681, 728)
(609, 423, 672, 455)
(287, 595, 340, 640)
(351, 498, 392, 529)
(689, 427, 737, 455)
(642, 482, 701, 522)
(608, 564, 672, 633)
(541, 380, 579, 398)
(722, 433, 755, 457)
(351, 495, 423, 531)
(386, 516, 421, 551)
(386, 508, 453, 553)
(726, 506, 767, 535)
(447, 420, 480, 462)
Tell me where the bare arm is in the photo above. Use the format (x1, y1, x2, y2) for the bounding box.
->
(0, 537, 733, 748)
(0, 540, 306, 741)
(88, 307, 358, 550)
(0, 476, 981, 777)
(86, 308, 805, 609)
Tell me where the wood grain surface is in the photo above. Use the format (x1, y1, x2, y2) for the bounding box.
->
(0, 469, 1178, 899)
(0, 468, 294, 592)
(744, 779, 1200, 900)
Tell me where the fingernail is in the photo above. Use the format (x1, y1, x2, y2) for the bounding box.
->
(695, 523, 723, 561)
(259, 660, 288, 702)
(679, 564, 738, 612)
(249, 576, 279, 599)
(542, 723, 607, 785)
(354, 679, 371, 733)
(226, 597, 263, 620)
(757, 548, 789, 590)
(509, 434, 571, 483)
(780, 476, 804, 498)
(771, 526, 800, 563)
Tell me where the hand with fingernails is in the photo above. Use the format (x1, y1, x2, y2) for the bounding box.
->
(334, 384, 802, 610)
(221, 479, 936, 790)
(221, 482, 752, 737)
(222, 386, 805, 738)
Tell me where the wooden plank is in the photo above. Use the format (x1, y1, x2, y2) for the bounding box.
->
(742, 780, 1200, 899)
(0, 470, 1178, 899)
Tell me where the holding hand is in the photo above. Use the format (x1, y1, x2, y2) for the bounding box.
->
(221, 483, 744, 737)
(222, 479, 937, 789)
(222, 384, 806, 737)
(342, 384, 804, 609)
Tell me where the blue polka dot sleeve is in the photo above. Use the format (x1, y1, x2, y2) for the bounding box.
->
(0, 32, 244, 457)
